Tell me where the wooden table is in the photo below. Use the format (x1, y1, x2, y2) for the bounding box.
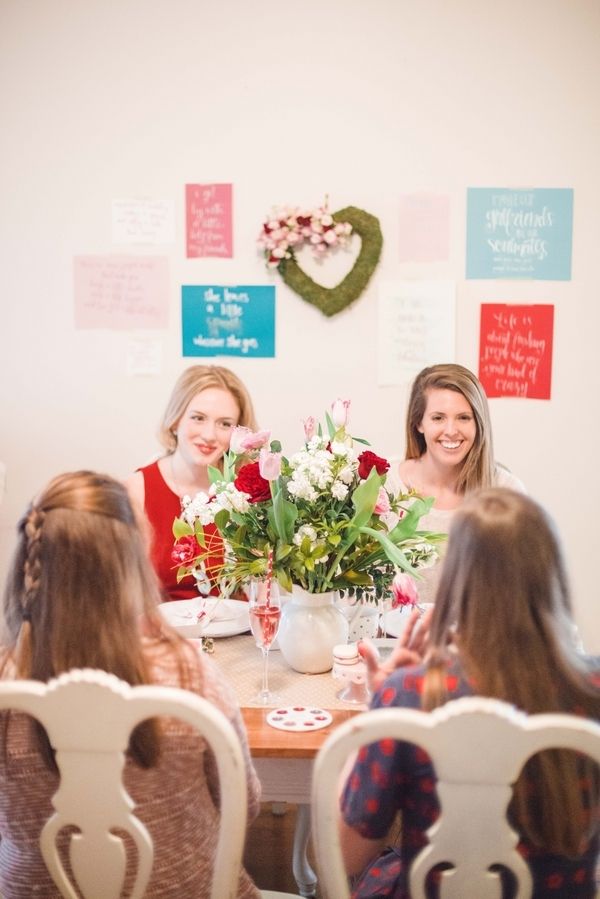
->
(210, 634, 363, 896)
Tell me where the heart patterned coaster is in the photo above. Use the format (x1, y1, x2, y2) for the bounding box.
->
(266, 706, 333, 732)
(278, 206, 383, 317)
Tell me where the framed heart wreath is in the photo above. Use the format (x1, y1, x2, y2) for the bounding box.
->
(258, 202, 383, 317)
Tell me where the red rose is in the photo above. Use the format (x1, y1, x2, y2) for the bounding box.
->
(234, 461, 271, 503)
(357, 450, 390, 480)
(171, 534, 199, 565)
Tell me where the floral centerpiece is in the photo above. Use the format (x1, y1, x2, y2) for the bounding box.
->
(172, 401, 443, 601)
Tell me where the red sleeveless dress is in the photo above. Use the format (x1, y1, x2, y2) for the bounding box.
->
(139, 461, 223, 601)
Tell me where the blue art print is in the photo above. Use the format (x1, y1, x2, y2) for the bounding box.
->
(466, 188, 573, 280)
(182, 285, 275, 358)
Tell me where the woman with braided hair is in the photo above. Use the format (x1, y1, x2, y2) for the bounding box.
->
(0, 470, 261, 898)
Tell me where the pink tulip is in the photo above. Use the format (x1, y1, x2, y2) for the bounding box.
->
(259, 447, 282, 481)
(240, 429, 271, 451)
(331, 398, 351, 428)
(374, 487, 391, 516)
(303, 416, 316, 441)
(229, 426, 252, 455)
(391, 573, 419, 609)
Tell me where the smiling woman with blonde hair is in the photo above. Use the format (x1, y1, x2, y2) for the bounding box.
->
(126, 364, 258, 600)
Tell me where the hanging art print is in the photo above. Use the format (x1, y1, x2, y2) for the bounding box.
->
(181, 285, 275, 358)
(466, 188, 573, 280)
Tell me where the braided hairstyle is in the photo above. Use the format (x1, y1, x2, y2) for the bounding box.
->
(1, 470, 196, 769)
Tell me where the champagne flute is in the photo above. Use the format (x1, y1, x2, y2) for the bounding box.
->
(248, 578, 281, 706)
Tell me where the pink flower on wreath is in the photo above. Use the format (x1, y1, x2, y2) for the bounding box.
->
(171, 535, 199, 566)
(391, 573, 419, 609)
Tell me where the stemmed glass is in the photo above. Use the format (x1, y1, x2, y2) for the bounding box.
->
(248, 578, 281, 706)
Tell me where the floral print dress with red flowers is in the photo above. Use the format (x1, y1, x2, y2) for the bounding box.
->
(341, 658, 600, 899)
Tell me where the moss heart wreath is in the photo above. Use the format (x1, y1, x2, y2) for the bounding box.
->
(263, 206, 383, 318)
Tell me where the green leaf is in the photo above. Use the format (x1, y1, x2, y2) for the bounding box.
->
(271, 486, 298, 543)
(193, 520, 206, 547)
(275, 543, 293, 561)
(324, 411, 336, 439)
(359, 525, 415, 573)
(213, 509, 230, 532)
(327, 533, 342, 546)
(270, 439, 282, 452)
(339, 569, 372, 585)
(352, 436, 371, 446)
(207, 465, 223, 485)
(350, 469, 382, 528)
(172, 518, 193, 539)
(176, 565, 190, 583)
(277, 569, 293, 592)
(388, 496, 435, 543)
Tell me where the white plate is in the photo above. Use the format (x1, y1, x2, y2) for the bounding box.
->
(382, 604, 433, 638)
(266, 707, 332, 732)
(159, 597, 250, 639)
(381, 606, 416, 638)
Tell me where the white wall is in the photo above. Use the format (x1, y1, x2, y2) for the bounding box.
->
(1, 0, 598, 648)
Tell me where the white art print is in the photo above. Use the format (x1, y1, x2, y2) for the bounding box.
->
(378, 281, 456, 386)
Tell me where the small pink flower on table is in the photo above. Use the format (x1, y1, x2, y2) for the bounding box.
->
(391, 572, 419, 609)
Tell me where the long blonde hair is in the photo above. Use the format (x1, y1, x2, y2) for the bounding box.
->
(159, 365, 257, 453)
(404, 363, 495, 493)
(423, 488, 600, 857)
(1, 471, 198, 768)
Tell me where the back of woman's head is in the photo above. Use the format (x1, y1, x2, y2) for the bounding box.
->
(405, 363, 494, 491)
(159, 364, 257, 452)
(427, 488, 599, 858)
(3, 470, 164, 682)
(431, 488, 574, 671)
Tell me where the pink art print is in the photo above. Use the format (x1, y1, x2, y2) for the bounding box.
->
(186, 183, 233, 258)
(73, 256, 169, 330)
(479, 303, 554, 399)
(398, 193, 450, 263)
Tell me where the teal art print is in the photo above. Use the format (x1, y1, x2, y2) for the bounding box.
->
(182, 285, 275, 357)
(466, 188, 573, 280)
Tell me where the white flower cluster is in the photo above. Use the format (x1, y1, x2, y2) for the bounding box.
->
(405, 541, 438, 569)
(292, 524, 329, 564)
(287, 436, 358, 503)
(258, 205, 353, 269)
(181, 482, 250, 527)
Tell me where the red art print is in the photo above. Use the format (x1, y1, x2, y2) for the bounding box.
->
(186, 183, 232, 258)
(479, 304, 554, 399)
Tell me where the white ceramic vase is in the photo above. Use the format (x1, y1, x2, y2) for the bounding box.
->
(277, 585, 350, 674)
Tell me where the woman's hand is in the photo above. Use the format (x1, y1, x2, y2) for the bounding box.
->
(358, 605, 433, 695)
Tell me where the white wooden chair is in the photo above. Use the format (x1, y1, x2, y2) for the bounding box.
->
(311, 696, 600, 899)
(0, 668, 300, 899)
